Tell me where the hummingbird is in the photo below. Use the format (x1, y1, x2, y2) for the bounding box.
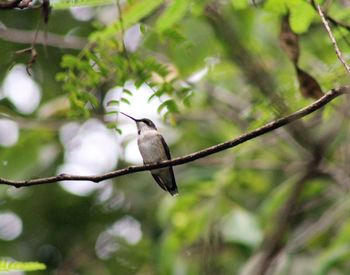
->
(120, 112, 178, 196)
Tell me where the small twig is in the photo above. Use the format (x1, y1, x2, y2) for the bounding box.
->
(327, 16, 350, 32)
(310, 0, 350, 32)
(116, 0, 126, 46)
(0, 86, 348, 188)
(9, 3, 63, 75)
(317, 4, 350, 76)
(335, 24, 350, 50)
(116, 0, 131, 69)
(14, 46, 37, 75)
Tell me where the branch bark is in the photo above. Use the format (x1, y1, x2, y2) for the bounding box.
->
(310, 0, 350, 32)
(317, 4, 350, 76)
(0, 86, 348, 188)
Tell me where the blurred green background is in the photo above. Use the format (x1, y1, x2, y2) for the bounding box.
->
(1, 0, 350, 274)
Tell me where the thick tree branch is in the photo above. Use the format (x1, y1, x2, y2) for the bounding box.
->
(0, 86, 348, 188)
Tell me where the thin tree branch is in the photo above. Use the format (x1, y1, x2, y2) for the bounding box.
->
(310, 0, 350, 32)
(317, 4, 350, 76)
(205, 4, 319, 152)
(0, 86, 348, 188)
(116, 0, 131, 70)
(327, 16, 350, 32)
(0, 27, 87, 49)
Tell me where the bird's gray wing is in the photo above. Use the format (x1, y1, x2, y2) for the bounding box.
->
(151, 174, 167, 191)
(152, 173, 178, 196)
(159, 134, 178, 195)
(159, 134, 171, 160)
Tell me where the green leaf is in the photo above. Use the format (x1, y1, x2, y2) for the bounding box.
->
(157, 101, 168, 114)
(263, 0, 287, 13)
(55, 72, 67, 82)
(166, 100, 179, 113)
(139, 23, 147, 35)
(120, 97, 131, 105)
(144, 57, 169, 77)
(135, 77, 146, 88)
(107, 100, 120, 106)
(183, 91, 193, 107)
(0, 260, 46, 272)
(156, 0, 191, 33)
(106, 121, 117, 129)
(162, 28, 186, 43)
(231, 0, 249, 10)
(148, 88, 165, 103)
(86, 93, 99, 108)
(105, 110, 119, 116)
(122, 0, 164, 30)
(52, 0, 114, 9)
(76, 61, 92, 72)
(288, 0, 315, 33)
(61, 55, 78, 68)
(157, 99, 179, 114)
(122, 89, 133, 97)
(179, 87, 192, 95)
(115, 127, 122, 134)
(89, 0, 163, 41)
(69, 92, 85, 109)
(263, 0, 315, 33)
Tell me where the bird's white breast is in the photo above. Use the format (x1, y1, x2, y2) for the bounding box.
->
(138, 130, 166, 164)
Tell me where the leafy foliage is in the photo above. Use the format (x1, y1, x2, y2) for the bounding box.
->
(1, 0, 350, 274)
(56, 20, 194, 123)
(264, 0, 316, 33)
(155, 0, 191, 33)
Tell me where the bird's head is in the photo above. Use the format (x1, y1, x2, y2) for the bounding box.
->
(120, 112, 157, 134)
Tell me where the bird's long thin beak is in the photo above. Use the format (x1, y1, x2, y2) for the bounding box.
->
(120, 112, 138, 121)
